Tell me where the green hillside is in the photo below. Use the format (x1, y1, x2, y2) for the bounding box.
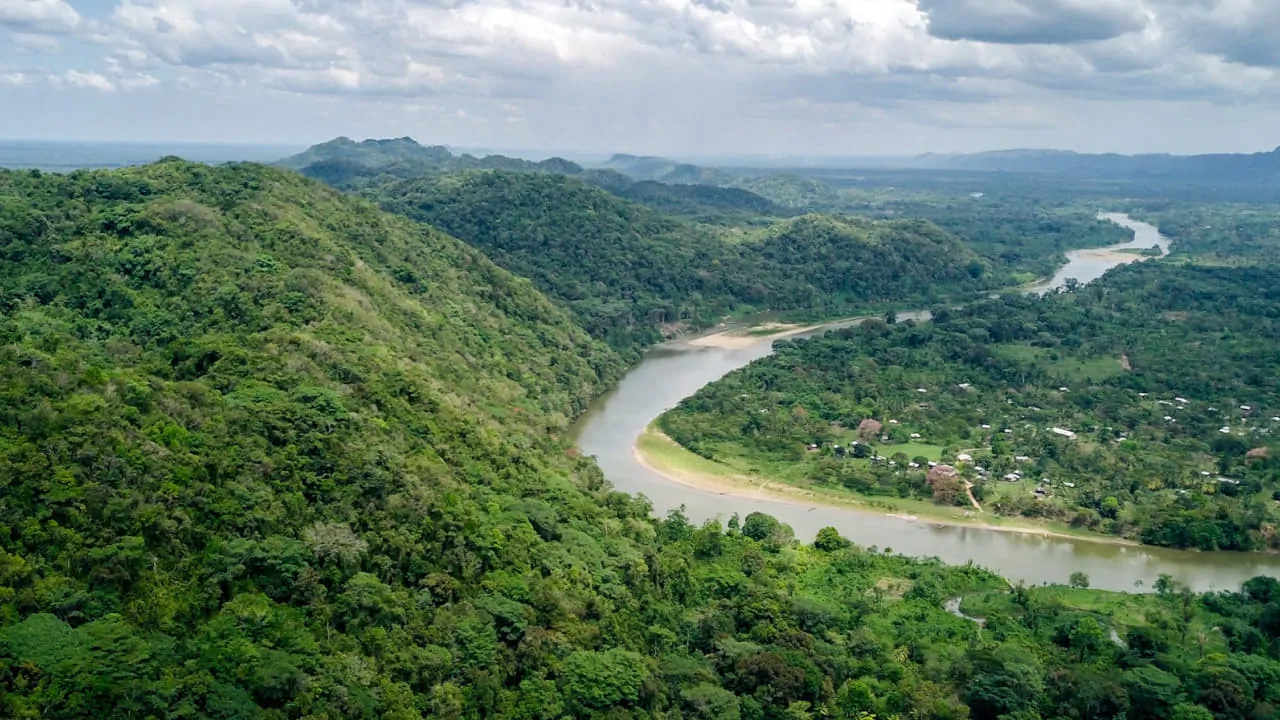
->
(279, 137, 582, 187)
(372, 171, 995, 358)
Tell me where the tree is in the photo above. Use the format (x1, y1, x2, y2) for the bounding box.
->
(561, 649, 650, 716)
(1123, 666, 1183, 720)
(814, 527, 849, 552)
(964, 646, 1045, 720)
(1068, 572, 1090, 589)
(1064, 616, 1106, 662)
(682, 684, 742, 720)
(1169, 703, 1215, 720)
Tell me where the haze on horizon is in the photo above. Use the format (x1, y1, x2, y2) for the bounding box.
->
(2, 0, 1279, 157)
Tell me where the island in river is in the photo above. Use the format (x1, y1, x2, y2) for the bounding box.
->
(573, 214, 1280, 592)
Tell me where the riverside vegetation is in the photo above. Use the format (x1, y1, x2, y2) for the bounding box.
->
(659, 262, 1280, 551)
(2, 153, 1280, 719)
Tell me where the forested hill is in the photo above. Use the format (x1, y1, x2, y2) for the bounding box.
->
(371, 171, 995, 358)
(278, 136, 582, 181)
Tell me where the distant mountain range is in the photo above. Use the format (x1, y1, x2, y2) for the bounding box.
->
(589, 145, 1280, 187)
(896, 147, 1280, 183)
(600, 154, 735, 185)
(276, 136, 584, 179)
(276, 136, 1280, 200)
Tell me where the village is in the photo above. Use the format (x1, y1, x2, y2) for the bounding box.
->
(799, 379, 1278, 529)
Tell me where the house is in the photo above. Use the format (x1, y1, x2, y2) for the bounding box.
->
(910, 433, 922, 439)
(1175, 397, 1189, 404)
(1241, 405, 1252, 411)
(807, 443, 819, 451)
(927, 464, 958, 484)
(1063, 482, 1077, 488)
(1003, 473, 1021, 482)
(958, 383, 972, 389)
(1015, 455, 1031, 462)
(1050, 427, 1076, 439)
(1058, 387, 1069, 392)
(1158, 400, 1172, 406)
(1218, 477, 1242, 485)
(956, 453, 973, 463)
(908, 462, 920, 468)
(981, 424, 991, 429)
(917, 388, 928, 394)
(889, 419, 900, 425)
(1003, 428, 1013, 434)
(1220, 427, 1232, 434)
(1164, 416, 1173, 421)
(928, 461, 938, 467)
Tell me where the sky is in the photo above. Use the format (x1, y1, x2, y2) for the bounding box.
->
(2, 0, 1280, 156)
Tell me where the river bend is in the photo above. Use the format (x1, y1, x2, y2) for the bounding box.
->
(571, 214, 1280, 592)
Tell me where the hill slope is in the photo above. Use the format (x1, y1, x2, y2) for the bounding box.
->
(371, 171, 995, 357)
(279, 136, 582, 184)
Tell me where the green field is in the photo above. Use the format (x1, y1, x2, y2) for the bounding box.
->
(990, 343, 1126, 382)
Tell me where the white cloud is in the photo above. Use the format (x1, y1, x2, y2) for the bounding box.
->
(0, 70, 31, 85)
(61, 69, 116, 91)
(3, 0, 1279, 153)
(10, 30, 63, 51)
(0, 0, 79, 34)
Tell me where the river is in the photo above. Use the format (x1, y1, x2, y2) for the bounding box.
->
(571, 214, 1280, 592)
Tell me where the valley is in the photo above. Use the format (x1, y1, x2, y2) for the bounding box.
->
(4, 140, 1280, 720)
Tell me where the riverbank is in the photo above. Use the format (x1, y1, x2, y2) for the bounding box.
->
(687, 321, 821, 350)
(635, 425, 1137, 547)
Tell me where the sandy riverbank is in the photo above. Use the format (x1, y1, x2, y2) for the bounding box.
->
(634, 427, 1137, 547)
(687, 321, 822, 350)
(1075, 248, 1147, 263)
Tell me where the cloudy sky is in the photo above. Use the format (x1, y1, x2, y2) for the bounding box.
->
(2, 0, 1280, 155)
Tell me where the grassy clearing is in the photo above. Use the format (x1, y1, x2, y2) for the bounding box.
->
(893, 442, 946, 461)
(961, 586, 1230, 653)
(990, 343, 1126, 383)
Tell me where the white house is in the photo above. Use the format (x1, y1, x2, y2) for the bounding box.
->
(1050, 427, 1076, 439)
(956, 453, 973, 463)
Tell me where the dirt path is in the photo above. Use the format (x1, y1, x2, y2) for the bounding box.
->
(964, 481, 983, 513)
